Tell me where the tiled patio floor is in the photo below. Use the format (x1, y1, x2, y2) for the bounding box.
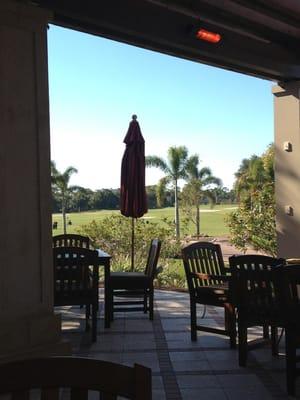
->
(57, 290, 299, 399)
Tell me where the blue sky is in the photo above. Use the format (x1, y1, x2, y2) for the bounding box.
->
(48, 25, 274, 190)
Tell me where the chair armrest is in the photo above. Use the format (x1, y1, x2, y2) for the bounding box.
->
(191, 272, 230, 281)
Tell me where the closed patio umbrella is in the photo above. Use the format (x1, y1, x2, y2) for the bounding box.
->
(120, 115, 148, 270)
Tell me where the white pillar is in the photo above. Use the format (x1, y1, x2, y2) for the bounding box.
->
(0, 0, 69, 360)
(273, 81, 300, 258)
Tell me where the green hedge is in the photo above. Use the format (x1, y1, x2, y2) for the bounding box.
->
(77, 214, 187, 288)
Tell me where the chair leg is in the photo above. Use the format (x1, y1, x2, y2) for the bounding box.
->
(285, 328, 296, 396)
(85, 304, 90, 332)
(225, 303, 236, 349)
(271, 326, 279, 356)
(263, 324, 269, 339)
(190, 299, 197, 341)
(238, 323, 248, 367)
(110, 288, 114, 322)
(149, 288, 154, 320)
(92, 303, 97, 342)
(144, 290, 148, 314)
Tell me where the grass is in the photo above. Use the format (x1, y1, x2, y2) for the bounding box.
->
(52, 204, 237, 236)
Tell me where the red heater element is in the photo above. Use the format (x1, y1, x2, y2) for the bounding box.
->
(196, 29, 221, 43)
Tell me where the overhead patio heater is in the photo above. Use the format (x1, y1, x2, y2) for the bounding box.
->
(196, 28, 221, 43)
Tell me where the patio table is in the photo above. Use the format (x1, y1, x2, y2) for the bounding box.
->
(286, 258, 300, 265)
(96, 249, 111, 328)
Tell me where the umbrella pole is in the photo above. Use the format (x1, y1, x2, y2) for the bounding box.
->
(131, 217, 134, 271)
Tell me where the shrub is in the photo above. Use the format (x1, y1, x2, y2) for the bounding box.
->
(155, 260, 187, 289)
(77, 214, 182, 274)
(226, 183, 276, 256)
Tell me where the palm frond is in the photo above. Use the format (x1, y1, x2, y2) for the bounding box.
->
(202, 175, 222, 187)
(145, 156, 169, 173)
(167, 146, 188, 178)
(198, 167, 212, 179)
(185, 155, 199, 179)
(62, 167, 78, 183)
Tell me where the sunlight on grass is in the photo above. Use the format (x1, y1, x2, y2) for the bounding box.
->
(52, 205, 236, 236)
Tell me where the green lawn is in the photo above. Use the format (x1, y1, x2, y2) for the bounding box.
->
(52, 204, 237, 236)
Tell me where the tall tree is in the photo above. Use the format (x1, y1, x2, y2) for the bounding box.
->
(146, 146, 188, 238)
(227, 144, 276, 255)
(155, 177, 169, 208)
(69, 186, 93, 212)
(210, 186, 235, 204)
(234, 155, 265, 205)
(234, 145, 274, 209)
(51, 161, 78, 234)
(182, 155, 222, 236)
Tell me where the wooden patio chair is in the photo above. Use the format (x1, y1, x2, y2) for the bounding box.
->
(181, 241, 236, 347)
(53, 247, 99, 341)
(0, 356, 152, 400)
(108, 239, 161, 321)
(53, 234, 93, 312)
(229, 254, 285, 366)
(273, 264, 300, 396)
(53, 233, 90, 248)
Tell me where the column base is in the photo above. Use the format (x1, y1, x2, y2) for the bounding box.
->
(0, 311, 71, 362)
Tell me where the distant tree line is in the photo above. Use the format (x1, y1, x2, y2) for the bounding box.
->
(52, 166, 235, 215)
(52, 187, 120, 213)
(52, 184, 177, 213)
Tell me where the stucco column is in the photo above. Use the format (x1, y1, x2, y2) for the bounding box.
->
(273, 81, 300, 258)
(0, 0, 69, 361)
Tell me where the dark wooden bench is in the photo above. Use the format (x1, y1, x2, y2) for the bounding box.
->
(0, 356, 152, 400)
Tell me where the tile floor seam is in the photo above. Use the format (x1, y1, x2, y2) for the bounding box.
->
(153, 302, 183, 400)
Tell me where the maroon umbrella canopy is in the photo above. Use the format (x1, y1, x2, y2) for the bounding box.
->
(120, 115, 148, 218)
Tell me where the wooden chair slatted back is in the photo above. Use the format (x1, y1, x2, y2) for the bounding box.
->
(53, 234, 90, 249)
(145, 239, 161, 279)
(0, 357, 152, 400)
(229, 255, 285, 309)
(182, 242, 226, 290)
(53, 247, 99, 303)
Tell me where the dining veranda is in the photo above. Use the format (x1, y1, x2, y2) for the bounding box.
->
(50, 233, 300, 399)
(3, 2, 300, 399)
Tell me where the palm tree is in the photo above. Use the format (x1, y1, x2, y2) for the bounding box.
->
(146, 146, 188, 238)
(234, 146, 275, 213)
(234, 155, 267, 206)
(182, 155, 222, 236)
(51, 161, 78, 234)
